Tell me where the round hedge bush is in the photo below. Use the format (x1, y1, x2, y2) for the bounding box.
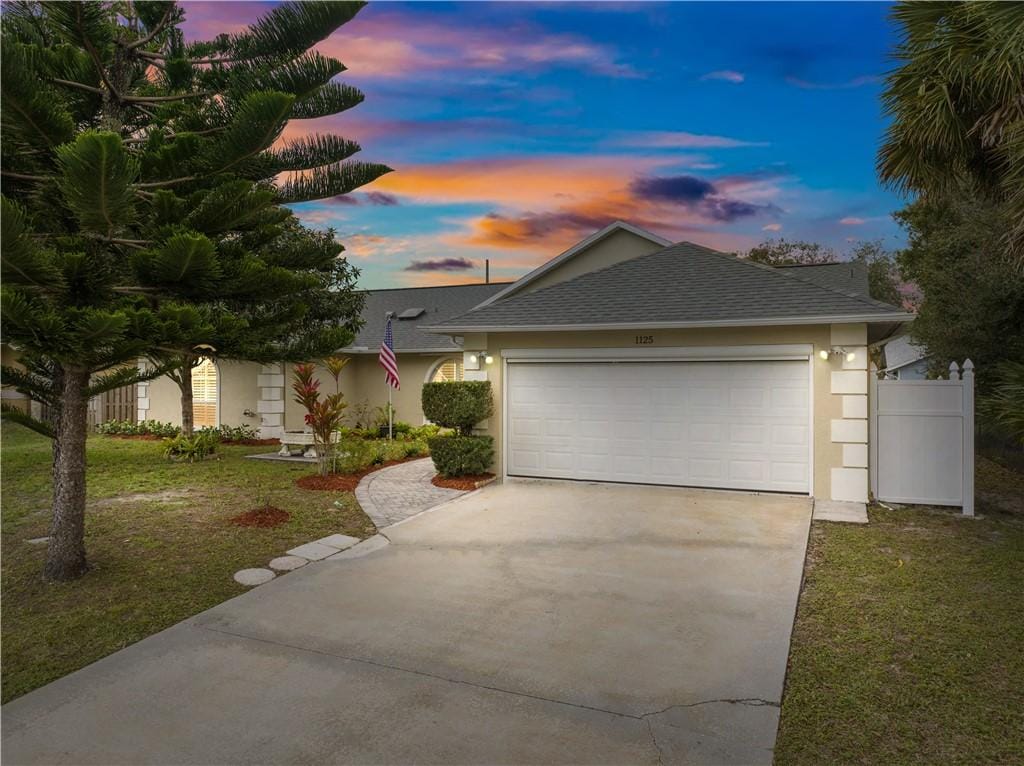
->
(427, 435, 494, 477)
(421, 381, 493, 435)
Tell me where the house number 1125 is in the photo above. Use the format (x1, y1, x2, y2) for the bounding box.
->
(635, 335, 654, 345)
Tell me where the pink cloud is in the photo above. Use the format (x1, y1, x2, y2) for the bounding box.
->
(762, 223, 783, 232)
(839, 216, 866, 225)
(701, 70, 745, 84)
(321, 11, 640, 80)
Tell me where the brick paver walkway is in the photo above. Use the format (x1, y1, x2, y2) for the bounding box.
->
(355, 458, 467, 529)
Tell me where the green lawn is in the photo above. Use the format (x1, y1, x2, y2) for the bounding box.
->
(776, 455, 1024, 765)
(0, 423, 416, 703)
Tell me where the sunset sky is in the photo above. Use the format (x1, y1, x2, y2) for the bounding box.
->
(183, 1, 906, 288)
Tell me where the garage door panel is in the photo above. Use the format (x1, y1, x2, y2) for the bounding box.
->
(507, 360, 809, 493)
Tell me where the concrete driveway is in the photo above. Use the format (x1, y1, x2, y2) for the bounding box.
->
(2, 481, 811, 765)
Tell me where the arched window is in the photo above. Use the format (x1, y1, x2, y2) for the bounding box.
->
(192, 358, 219, 428)
(429, 357, 464, 383)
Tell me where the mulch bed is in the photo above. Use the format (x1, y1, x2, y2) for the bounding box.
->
(222, 438, 280, 446)
(229, 505, 290, 528)
(294, 457, 419, 492)
(431, 473, 496, 491)
(103, 434, 164, 441)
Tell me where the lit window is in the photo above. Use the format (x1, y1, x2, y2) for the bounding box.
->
(192, 358, 218, 428)
(430, 359, 464, 383)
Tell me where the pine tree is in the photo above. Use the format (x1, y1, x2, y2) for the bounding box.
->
(0, 1, 389, 580)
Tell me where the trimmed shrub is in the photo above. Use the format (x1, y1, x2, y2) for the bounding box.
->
(428, 435, 494, 477)
(421, 381, 493, 435)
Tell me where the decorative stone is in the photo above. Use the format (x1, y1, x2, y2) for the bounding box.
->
(233, 568, 276, 586)
(269, 555, 308, 572)
(315, 534, 360, 550)
(286, 542, 339, 561)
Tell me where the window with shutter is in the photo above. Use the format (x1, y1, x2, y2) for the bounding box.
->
(430, 359, 464, 383)
(192, 358, 218, 428)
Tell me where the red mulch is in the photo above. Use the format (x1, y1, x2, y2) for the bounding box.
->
(222, 438, 280, 446)
(431, 473, 496, 491)
(295, 457, 420, 492)
(229, 505, 290, 528)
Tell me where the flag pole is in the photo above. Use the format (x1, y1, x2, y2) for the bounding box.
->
(386, 312, 394, 441)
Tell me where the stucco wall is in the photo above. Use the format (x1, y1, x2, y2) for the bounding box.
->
(143, 360, 264, 431)
(517, 229, 667, 295)
(461, 325, 869, 501)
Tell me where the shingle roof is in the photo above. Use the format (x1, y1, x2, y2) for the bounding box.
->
(344, 282, 510, 352)
(428, 241, 910, 331)
(776, 261, 870, 297)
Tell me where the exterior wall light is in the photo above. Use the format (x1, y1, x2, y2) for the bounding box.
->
(819, 349, 830, 360)
(820, 346, 858, 362)
(484, 354, 494, 365)
(468, 354, 478, 365)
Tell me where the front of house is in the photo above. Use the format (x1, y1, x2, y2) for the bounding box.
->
(424, 223, 912, 505)
(140, 220, 912, 504)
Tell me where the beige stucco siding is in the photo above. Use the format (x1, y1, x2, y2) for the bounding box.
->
(143, 360, 263, 430)
(462, 325, 868, 500)
(144, 353, 457, 431)
(518, 229, 667, 295)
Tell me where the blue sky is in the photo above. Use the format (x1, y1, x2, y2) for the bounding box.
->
(184, 1, 907, 288)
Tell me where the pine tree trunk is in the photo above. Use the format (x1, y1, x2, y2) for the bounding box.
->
(44, 367, 91, 581)
(179, 358, 194, 437)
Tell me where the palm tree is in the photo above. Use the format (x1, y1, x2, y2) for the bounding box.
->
(878, 2, 1024, 261)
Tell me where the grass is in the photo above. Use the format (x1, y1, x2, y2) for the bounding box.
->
(0, 423, 425, 703)
(776, 455, 1024, 765)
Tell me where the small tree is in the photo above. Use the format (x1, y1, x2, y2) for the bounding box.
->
(291, 363, 346, 476)
(849, 241, 903, 306)
(421, 382, 494, 477)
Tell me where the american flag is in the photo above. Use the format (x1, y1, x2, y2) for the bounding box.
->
(379, 315, 400, 389)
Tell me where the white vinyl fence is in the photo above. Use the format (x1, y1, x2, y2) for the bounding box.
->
(870, 360, 975, 516)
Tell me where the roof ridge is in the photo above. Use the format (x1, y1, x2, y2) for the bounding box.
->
(695, 247, 903, 313)
(361, 282, 513, 294)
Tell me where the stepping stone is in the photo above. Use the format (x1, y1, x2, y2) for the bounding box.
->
(269, 555, 308, 572)
(25, 537, 49, 545)
(286, 541, 340, 561)
(233, 568, 275, 586)
(315, 534, 360, 551)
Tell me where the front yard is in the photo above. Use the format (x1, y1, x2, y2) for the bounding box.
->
(0, 423, 419, 703)
(776, 455, 1024, 764)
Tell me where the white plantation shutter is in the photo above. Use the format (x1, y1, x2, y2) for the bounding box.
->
(191, 358, 218, 428)
(430, 359, 464, 383)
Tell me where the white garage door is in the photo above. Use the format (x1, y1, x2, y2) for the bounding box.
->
(506, 360, 810, 493)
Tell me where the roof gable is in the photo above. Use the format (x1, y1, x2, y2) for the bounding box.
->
(474, 221, 671, 309)
(428, 241, 912, 332)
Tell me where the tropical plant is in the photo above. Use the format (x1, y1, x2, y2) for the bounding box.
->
(97, 419, 180, 437)
(292, 363, 347, 476)
(977, 361, 1024, 446)
(879, 2, 1024, 261)
(164, 429, 220, 463)
(324, 355, 350, 394)
(0, 1, 387, 579)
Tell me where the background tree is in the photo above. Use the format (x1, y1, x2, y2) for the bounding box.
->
(744, 239, 837, 266)
(0, 1, 388, 580)
(878, 2, 1024, 261)
(894, 193, 1024, 386)
(849, 240, 903, 306)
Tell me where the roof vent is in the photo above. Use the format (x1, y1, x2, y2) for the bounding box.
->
(397, 307, 425, 320)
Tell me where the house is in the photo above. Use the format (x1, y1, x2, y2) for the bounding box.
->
(424, 222, 913, 505)
(140, 222, 673, 435)
(879, 333, 931, 379)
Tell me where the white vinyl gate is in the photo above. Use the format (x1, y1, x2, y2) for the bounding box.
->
(870, 360, 975, 515)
